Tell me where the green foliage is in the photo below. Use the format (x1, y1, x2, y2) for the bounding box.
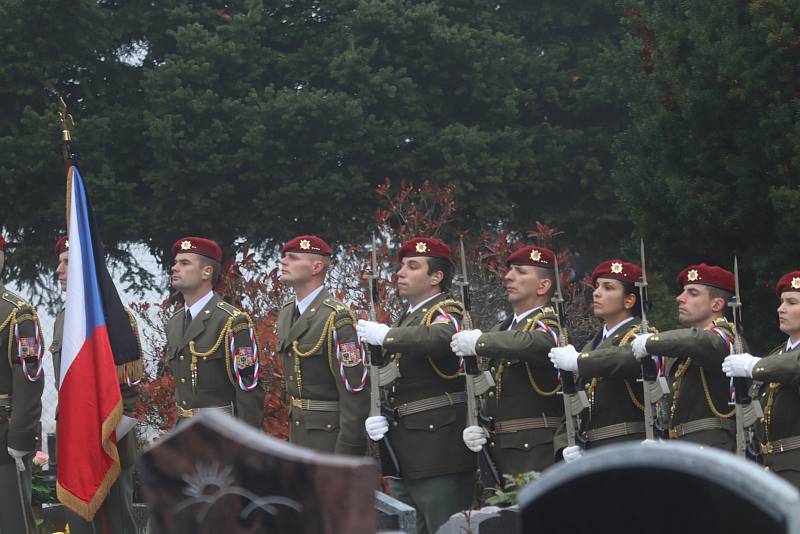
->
(484, 470, 541, 507)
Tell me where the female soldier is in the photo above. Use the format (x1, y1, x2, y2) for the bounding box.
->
(723, 271, 800, 488)
(550, 260, 658, 461)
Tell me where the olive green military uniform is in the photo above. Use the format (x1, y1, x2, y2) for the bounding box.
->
(750, 344, 800, 488)
(473, 306, 562, 476)
(0, 286, 44, 534)
(277, 287, 369, 455)
(165, 293, 265, 428)
(576, 321, 651, 449)
(51, 308, 141, 534)
(645, 318, 737, 450)
(379, 294, 475, 534)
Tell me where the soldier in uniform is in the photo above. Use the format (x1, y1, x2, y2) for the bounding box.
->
(631, 263, 737, 450)
(166, 237, 265, 427)
(0, 235, 45, 534)
(449, 245, 563, 476)
(50, 236, 142, 534)
(723, 271, 800, 488)
(276, 235, 368, 455)
(357, 237, 475, 534)
(550, 260, 653, 462)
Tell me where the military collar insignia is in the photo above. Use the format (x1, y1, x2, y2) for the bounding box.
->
(687, 269, 700, 282)
(792, 277, 800, 289)
(611, 262, 623, 274)
(299, 239, 311, 250)
(530, 249, 542, 262)
(180, 240, 192, 250)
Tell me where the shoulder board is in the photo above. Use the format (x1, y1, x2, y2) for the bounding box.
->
(322, 298, 346, 311)
(1, 289, 31, 310)
(530, 306, 558, 323)
(217, 301, 242, 317)
(431, 298, 464, 314)
(709, 317, 734, 335)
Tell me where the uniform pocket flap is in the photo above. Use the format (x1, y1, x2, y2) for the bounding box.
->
(403, 407, 457, 432)
(304, 411, 340, 432)
(497, 428, 554, 451)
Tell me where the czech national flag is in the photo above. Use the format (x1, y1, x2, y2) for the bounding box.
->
(56, 165, 138, 520)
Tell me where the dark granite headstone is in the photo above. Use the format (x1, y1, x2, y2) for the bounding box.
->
(518, 441, 800, 534)
(139, 411, 378, 534)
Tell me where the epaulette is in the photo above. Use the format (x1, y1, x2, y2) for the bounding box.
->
(1, 289, 32, 310)
(422, 298, 464, 326)
(323, 299, 357, 328)
(709, 317, 735, 336)
(217, 300, 242, 318)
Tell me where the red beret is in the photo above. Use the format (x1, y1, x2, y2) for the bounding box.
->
(0, 236, 5, 252)
(397, 237, 451, 261)
(776, 271, 800, 297)
(172, 237, 222, 262)
(281, 235, 332, 257)
(677, 263, 734, 293)
(591, 260, 642, 285)
(55, 236, 69, 257)
(505, 245, 555, 269)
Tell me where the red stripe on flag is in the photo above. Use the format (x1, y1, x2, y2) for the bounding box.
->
(56, 325, 122, 519)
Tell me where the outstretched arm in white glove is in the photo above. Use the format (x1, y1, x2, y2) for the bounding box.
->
(562, 445, 583, 463)
(357, 320, 391, 347)
(451, 330, 483, 357)
(631, 333, 653, 360)
(722, 353, 761, 378)
(549, 345, 579, 372)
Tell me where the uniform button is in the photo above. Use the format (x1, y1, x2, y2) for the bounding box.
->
(181, 400, 187, 406)
(672, 382, 678, 389)
(295, 420, 300, 426)
(289, 375, 294, 381)
(523, 443, 529, 449)
(393, 421, 399, 427)
(428, 424, 434, 431)
(389, 397, 395, 403)
(326, 424, 332, 429)
(180, 378, 186, 383)
(488, 391, 495, 398)
(179, 355, 185, 361)
(490, 366, 496, 373)
(489, 442, 495, 447)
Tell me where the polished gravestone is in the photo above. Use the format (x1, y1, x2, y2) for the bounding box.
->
(139, 411, 378, 534)
(519, 441, 800, 534)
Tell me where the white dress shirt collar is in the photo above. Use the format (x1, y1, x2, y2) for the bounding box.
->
(297, 285, 325, 315)
(187, 290, 215, 319)
(603, 316, 636, 340)
(408, 292, 443, 315)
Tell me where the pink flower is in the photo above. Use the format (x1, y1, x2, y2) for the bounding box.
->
(33, 450, 49, 467)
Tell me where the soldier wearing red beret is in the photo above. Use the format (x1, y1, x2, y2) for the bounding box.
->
(550, 259, 658, 462)
(723, 271, 800, 488)
(276, 235, 369, 455)
(50, 235, 144, 534)
(165, 237, 265, 429)
(632, 263, 738, 450)
(0, 234, 45, 534)
(450, 244, 563, 477)
(357, 237, 474, 534)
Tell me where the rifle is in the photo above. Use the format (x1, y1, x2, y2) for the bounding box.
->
(454, 238, 501, 486)
(728, 256, 763, 457)
(636, 239, 668, 440)
(552, 255, 589, 447)
(365, 233, 401, 476)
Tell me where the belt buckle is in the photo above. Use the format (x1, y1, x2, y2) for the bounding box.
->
(762, 442, 773, 455)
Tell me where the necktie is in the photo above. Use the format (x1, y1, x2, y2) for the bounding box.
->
(291, 305, 301, 326)
(183, 309, 192, 336)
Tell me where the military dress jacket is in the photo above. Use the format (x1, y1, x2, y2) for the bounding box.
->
(576, 320, 649, 447)
(0, 286, 43, 464)
(473, 306, 563, 475)
(165, 294, 265, 428)
(380, 294, 475, 480)
(645, 318, 737, 449)
(277, 287, 369, 456)
(750, 344, 800, 487)
(51, 309, 142, 468)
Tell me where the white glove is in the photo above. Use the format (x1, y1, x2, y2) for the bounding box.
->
(365, 415, 389, 441)
(462, 425, 487, 452)
(450, 330, 483, 356)
(7, 447, 29, 472)
(631, 333, 653, 360)
(357, 320, 390, 346)
(562, 445, 583, 463)
(548, 345, 579, 372)
(722, 353, 761, 378)
(116, 414, 138, 439)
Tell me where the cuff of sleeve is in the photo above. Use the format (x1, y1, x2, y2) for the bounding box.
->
(7, 429, 38, 452)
